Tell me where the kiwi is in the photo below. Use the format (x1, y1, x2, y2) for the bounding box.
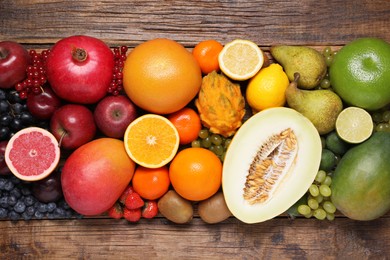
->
(158, 190, 193, 224)
(198, 192, 232, 224)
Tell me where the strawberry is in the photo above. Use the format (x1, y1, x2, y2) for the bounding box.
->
(125, 191, 145, 210)
(123, 207, 141, 222)
(142, 200, 158, 219)
(119, 185, 135, 204)
(107, 202, 123, 219)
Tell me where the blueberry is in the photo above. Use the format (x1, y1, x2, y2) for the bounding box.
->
(54, 207, 65, 218)
(0, 207, 8, 218)
(10, 187, 22, 199)
(7, 195, 17, 207)
(36, 202, 48, 213)
(14, 200, 26, 213)
(58, 200, 71, 210)
(26, 206, 35, 216)
(22, 211, 32, 220)
(12, 103, 24, 115)
(0, 196, 8, 208)
(0, 178, 8, 190)
(0, 114, 12, 126)
(21, 186, 31, 196)
(47, 202, 56, 213)
(8, 211, 20, 221)
(24, 195, 36, 206)
(0, 100, 9, 113)
(0, 126, 11, 141)
(4, 180, 14, 191)
(0, 89, 7, 100)
(34, 210, 44, 219)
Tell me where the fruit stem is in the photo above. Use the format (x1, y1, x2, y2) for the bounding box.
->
(58, 131, 67, 148)
(72, 47, 88, 62)
(0, 47, 9, 59)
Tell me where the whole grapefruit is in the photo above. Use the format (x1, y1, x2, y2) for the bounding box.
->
(123, 38, 202, 114)
(61, 138, 135, 216)
(330, 38, 390, 110)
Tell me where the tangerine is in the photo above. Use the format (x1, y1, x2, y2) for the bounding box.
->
(122, 38, 202, 114)
(169, 147, 222, 201)
(132, 165, 170, 200)
(192, 39, 223, 74)
(168, 107, 202, 145)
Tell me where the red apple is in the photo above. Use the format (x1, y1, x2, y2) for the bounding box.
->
(61, 138, 135, 215)
(0, 140, 11, 175)
(94, 95, 138, 138)
(50, 104, 96, 150)
(0, 41, 31, 89)
(27, 85, 62, 120)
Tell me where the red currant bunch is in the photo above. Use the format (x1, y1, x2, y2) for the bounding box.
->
(108, 46, 128, 96)
(15, 49, 50, 99)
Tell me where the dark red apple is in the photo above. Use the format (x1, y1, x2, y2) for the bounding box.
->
(45, 35, 114, 104)
(32, 170, 63, 203)
(0, 140, 11, 175)
(26, 85, 62, 120)
(50, 104, 96, 150)
(94, 95, 138, 138)
(0, 41, 31, 89)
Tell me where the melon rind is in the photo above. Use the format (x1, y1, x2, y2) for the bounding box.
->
(222, 107, 322, 224)
(4, 127, 60, 182)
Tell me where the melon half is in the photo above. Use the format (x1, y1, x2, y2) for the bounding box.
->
(222, 107, 322, 224)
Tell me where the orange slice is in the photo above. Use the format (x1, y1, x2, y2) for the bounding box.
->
(124, 114, 180, 168)
(218, 39, 264, 81)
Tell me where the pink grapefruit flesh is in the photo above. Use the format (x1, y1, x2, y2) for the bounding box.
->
(5, 127, 60, 181)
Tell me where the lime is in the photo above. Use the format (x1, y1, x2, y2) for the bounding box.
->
(335, 107, 374, 144)
(246, 63, 289, 112)
(330, 38, 390, 111)
(325, 131, 350, 155)
(320, 148, 336, 172)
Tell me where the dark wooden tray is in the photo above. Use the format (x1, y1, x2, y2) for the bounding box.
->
(1, 0, 390, 258)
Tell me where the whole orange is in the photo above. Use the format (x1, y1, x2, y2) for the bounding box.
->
(123, 38, 202, 114)
(192, 39, 223, 74)
(169, 147, 222, 201)
(167, 107, 202, 145)
(132, 165, 170, 200)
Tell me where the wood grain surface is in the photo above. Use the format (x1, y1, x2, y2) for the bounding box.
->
(1, 0, 390, 259)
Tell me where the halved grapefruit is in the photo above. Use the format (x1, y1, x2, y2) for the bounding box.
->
(5, 127, 60, 181)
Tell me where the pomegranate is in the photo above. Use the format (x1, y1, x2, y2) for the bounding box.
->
(45, 35, 114, 104)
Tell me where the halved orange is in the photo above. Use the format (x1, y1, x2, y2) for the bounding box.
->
(124, 114, 180, 168)
(218, 39, 264, 81)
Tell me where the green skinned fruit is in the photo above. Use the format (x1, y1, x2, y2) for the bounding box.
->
(270, 45, 327, 89)
(331, 132, 390, 221)
(285, 73, 343, 135)
(329, 38, 390, 111)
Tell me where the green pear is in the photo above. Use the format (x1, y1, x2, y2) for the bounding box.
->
(286, 73, 343, 135)
(271, 45, 327, 89)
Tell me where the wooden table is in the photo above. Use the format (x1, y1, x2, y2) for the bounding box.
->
(1, 1, 390, 259)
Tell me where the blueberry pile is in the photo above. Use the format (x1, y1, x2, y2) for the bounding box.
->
(0, 88, 48, 141)
(0, 174, 82, 221)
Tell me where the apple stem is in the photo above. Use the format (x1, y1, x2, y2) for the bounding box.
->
(58, 131, 67, 148)
(0, 47, 9, 59)
(72, 48, 87, 62)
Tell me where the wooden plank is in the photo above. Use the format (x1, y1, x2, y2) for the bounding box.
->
(1, 216, 390, 259)
(1, 0, 389, 48)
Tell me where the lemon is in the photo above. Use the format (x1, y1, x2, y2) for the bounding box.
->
(218, 39, 264, 81)
(246, 63, 290, 112)
(335, 107, 374, 144)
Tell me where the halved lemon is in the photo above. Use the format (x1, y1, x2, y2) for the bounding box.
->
(218, 39, 264, 81)
(124, 114, 180, 168)
(335, 107, 374, 144)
